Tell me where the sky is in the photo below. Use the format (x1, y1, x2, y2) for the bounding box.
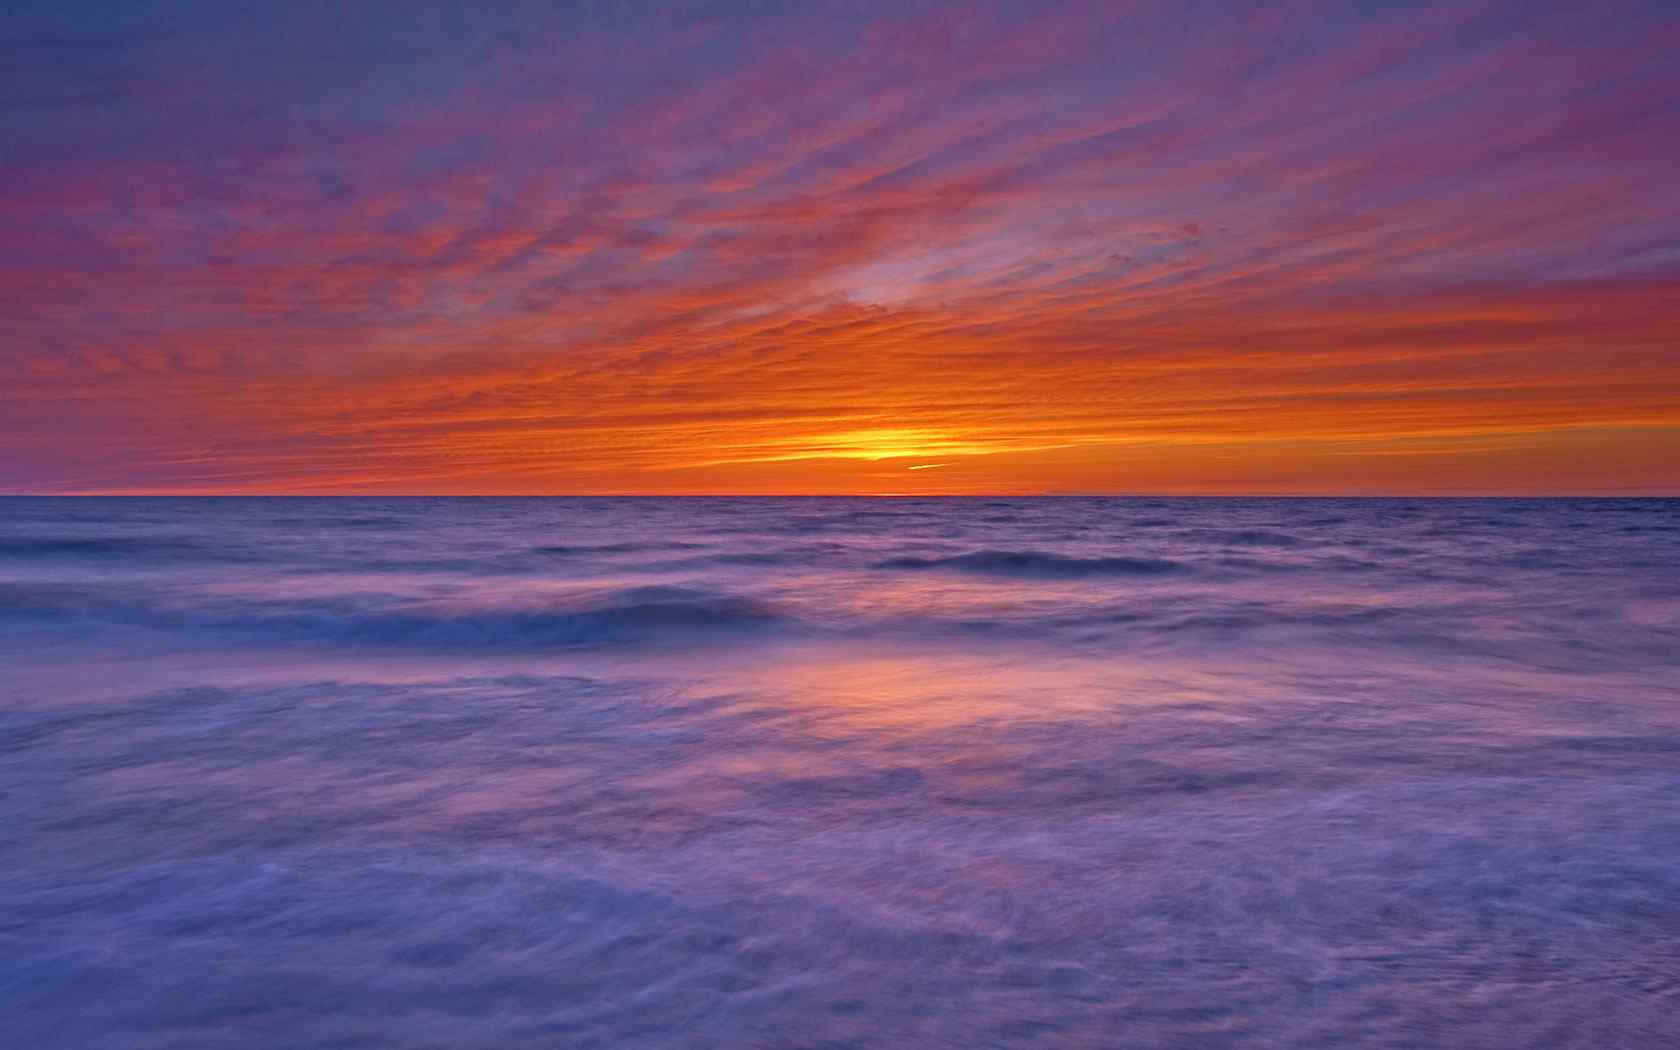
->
(3, 0, 1678, 495)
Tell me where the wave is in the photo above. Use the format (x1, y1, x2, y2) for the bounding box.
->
(0, 583, 788, 650)
(874, 549, 1183, 578)
(0, 535, 208, 559)
(1177, 528, 1302, 547)
(310, 587, 786, 648)
(325, 514, 415, 529)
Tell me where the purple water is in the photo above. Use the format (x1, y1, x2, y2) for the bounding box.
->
(4, 497, 1679, 1047)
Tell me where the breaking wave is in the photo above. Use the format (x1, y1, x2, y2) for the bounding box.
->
(0, 583, 789, 650)
(284, 587, 789, 648)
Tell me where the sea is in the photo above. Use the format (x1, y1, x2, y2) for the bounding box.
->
(3, 496, 1678, 1048)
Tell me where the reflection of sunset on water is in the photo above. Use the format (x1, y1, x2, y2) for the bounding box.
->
(6, 495, 1680, 1045)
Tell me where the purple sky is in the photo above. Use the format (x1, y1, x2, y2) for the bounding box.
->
(4, 1, 1678, 493)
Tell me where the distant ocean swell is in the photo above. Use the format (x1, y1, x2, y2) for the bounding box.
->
(2, 586, 1675, 668)
(872, 549, 1184, 577)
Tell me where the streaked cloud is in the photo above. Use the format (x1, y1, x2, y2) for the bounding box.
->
(2, 1, 1677, 493)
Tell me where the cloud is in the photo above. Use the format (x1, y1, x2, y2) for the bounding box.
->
(2, 0, 1678, 492)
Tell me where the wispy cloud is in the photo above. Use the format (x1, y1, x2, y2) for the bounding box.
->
(3, 1, 1677, 493)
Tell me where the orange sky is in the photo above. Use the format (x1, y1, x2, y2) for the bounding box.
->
(4, 1, 1678, 494)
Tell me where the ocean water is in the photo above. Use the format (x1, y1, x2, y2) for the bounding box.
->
(3, 496, 1679, 1048)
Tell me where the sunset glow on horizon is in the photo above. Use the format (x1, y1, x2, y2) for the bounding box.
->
(4, 1, 1678, 495)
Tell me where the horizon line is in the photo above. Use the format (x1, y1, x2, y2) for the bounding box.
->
(3, 491, 1677, 500)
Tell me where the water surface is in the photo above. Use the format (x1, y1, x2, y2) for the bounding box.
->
(3, 497, 1679, 1047)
